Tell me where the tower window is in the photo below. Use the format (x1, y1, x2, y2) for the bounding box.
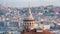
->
(30, 23, 31, 25)
(25, 23, 26, 24)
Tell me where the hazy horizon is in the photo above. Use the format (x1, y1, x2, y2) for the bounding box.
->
(0, 0, 60, 7)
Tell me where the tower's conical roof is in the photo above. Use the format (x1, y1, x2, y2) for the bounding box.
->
(28, 3, 34, 20)
(23, 3, 34, 20)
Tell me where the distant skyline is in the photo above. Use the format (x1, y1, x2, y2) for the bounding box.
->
(0, 0, 60, 7)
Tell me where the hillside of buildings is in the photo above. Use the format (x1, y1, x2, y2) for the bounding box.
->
(0, 5, 60, 32)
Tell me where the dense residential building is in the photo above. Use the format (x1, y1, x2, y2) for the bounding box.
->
(0, 4, 60, 34)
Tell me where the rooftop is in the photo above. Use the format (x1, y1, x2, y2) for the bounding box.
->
(21, 30, 51, 34)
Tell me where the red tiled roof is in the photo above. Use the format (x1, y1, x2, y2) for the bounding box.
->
(21, 30, 51, 34)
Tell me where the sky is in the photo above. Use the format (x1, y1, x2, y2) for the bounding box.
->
(0, 0, 60, 7)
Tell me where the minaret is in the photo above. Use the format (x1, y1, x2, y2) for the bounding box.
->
(23, 3, 35, 32)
